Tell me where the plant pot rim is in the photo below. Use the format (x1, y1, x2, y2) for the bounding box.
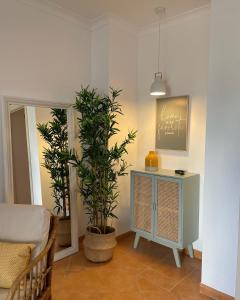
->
(86, 226, 116, 236)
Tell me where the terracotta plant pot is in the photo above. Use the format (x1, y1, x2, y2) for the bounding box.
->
(83, 227, 117, 262)
(57, 218, 71, 247)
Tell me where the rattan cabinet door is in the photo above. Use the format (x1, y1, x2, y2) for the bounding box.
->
(155, 178, 180, 243)
(132, 174, 152, 233)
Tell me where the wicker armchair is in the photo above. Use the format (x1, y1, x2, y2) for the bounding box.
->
(0, 204, 58, 300)
(5, 216, 58, 300)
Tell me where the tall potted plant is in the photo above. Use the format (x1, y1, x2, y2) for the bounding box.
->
(37, 108, 71, 247)
(71, 87, 136, 262)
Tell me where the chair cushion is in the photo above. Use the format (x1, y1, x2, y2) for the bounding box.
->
(0, 204, 50, 257)
(0, 242, 35, 288)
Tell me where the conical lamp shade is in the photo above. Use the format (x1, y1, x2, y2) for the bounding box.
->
(150, 73, 166, 96)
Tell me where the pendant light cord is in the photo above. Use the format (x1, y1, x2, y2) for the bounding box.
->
(157, 14, 161, 75)
(150, 7, 167, 96)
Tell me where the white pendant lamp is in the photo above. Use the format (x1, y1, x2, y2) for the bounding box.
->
(150, 7, 167, 96)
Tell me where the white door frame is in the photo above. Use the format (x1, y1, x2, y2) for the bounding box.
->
(1, 95, 79, 261)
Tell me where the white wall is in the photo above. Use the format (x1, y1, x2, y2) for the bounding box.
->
(0, 0, 90, 203)
(137, 8, 210, 251)
(202, 0, 240, 296)
(90, 17, 138, 236)
(108, 19, 138, 235)
(91, 21, 109, 93)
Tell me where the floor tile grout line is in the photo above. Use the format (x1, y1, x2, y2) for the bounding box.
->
(65, 256, 72, 274)
(134, 272, 145, 300)
(146, 260, 195, 287)
(135, 265, 178, 295)
(168, 268, 196, 292)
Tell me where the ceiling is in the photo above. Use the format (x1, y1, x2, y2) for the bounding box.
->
(44, 0, 210, 28)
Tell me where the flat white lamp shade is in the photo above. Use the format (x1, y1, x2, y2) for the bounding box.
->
(150, 73, 166, 96)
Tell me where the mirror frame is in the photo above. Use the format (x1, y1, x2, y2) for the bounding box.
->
(1, 95, 79, 261)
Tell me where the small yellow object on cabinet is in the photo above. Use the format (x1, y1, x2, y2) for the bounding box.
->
(145, 151, 159, 171)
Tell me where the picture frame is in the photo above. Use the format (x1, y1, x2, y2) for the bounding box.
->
(156, 95, 189, 151)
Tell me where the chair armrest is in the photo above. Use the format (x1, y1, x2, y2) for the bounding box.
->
(6, 216, 58, 300)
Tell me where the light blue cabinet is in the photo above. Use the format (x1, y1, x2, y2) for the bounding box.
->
(130, 169, 200, 267)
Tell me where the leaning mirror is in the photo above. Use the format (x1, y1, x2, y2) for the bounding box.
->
(2, 98, 78, 261)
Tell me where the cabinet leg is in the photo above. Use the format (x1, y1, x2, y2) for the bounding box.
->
(133, 233, 140, 249)
(173, 248, 181, 268)
(187, 244, 194, 258)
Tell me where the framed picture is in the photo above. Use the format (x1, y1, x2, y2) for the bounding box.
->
(156, 96, 189, 151)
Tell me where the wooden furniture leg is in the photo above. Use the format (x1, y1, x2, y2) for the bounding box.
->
(133, 233, 140, 249)
(187, 244, 194, 258)
(173, 248, 181, 268)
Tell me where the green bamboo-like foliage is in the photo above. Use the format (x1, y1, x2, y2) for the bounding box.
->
(71, 87, 136, 234)
(37, 108, 70, 219)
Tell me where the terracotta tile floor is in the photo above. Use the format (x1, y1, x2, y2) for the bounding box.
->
(52, 233, 211, 300)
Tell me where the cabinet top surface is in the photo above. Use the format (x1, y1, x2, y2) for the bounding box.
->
(131, 168, 199, 179)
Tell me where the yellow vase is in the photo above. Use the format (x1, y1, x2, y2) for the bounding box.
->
(145, 151, 159, 171)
